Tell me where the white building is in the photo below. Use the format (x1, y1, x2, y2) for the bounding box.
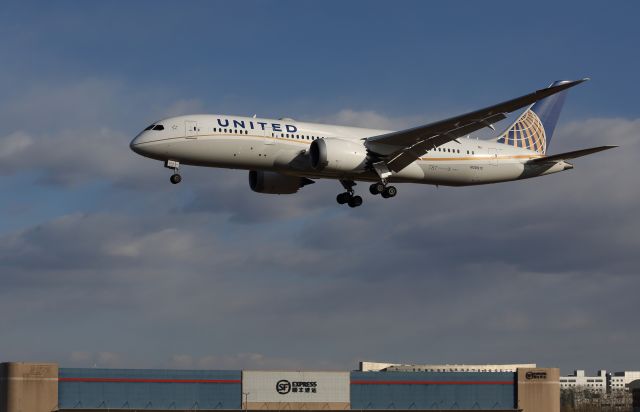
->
(610, 371, 640, 391)
(359, 361, 536, 373)
(560, 370, 607, 392)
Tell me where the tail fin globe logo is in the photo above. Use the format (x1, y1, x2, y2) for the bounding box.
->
(497, 110, 547, 154)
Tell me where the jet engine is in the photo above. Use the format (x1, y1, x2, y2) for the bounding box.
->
(249, 170, 314, 194)
(309, 138, 368, 173)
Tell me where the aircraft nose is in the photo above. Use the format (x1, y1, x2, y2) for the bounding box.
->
(130, 133, 145, 155)
(130, 131, 157, 156)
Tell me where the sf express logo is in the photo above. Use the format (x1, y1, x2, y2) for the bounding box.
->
(525, 371, 547, 380)
(276, 379, 317, 394)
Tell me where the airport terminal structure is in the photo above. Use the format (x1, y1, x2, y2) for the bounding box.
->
(0, 361, 561, 412)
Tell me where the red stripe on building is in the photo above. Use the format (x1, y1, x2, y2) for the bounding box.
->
(351, 380, 513, 385)
(59, 377, 241, 384)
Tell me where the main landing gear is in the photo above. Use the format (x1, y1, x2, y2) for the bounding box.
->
(337, 179, 363, 208)
(165, 160, 182, 184)
(336, 180, 398, 207)
(369, 182, 397, 198)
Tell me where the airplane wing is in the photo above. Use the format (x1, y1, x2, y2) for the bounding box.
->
(364, 79, 589, 175)
(527, 145, 617, 164)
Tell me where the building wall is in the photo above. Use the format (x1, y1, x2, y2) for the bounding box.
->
(58, 367, 241, 410)
(350, 371, 516, 410)
(0, 362, 58, 412)
(516, 368, 559, 412)
(243, 371, 350, 410)
(2, 362, 562, 411)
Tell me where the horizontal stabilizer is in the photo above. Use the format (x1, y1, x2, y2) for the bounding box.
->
(527, 145, 617, 163)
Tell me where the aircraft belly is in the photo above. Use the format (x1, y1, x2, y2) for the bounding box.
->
(416, 159, 524, 186)
(165, 138, 279, 170)
(482, 161, 525, 183)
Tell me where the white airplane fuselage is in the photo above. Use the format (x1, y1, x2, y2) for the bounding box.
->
(130, 114, 571, 187)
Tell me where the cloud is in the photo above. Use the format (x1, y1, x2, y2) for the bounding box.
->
(0, 84, 639, 372)
(162, 99, 206, 118)
(69, 352, 124, 368)
(0, 77, 183, 188)
(313, 109, 439, 130)
(166, 353, 329, 371)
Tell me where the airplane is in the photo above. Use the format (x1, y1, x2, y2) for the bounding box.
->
(130, 79, 615, 208)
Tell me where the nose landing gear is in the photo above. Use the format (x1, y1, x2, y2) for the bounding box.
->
(169, 173, 182, 184)
(165, 160, 182, 184)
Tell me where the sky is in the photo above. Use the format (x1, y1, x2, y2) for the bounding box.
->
(0, 1, 639, 374)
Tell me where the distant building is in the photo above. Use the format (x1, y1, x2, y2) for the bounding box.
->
(560, 370, 607, 392)
(359, 361, 536, 373)
(611, 371, 640, 391)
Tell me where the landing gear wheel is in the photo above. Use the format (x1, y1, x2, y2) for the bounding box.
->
(382, 185, 397, 198)
(348, 195, 363, 208)
(369, 182, 385, 195)
(336, 192, 350, 204)
(170, 174, 182, 184)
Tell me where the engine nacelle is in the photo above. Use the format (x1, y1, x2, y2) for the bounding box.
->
(249, 170, 314, 194)
(309, 138, 368, 173)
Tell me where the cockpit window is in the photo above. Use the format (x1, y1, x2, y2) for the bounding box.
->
(144, 124, 155, 131)
(152, 125, 165, 131)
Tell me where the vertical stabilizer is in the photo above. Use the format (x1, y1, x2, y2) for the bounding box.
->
(496, 80, 570, 154)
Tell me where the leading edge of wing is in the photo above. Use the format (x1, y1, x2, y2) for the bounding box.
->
(365, 78, 590, 151)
